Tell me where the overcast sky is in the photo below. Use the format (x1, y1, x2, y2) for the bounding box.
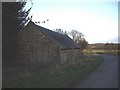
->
(25, 0, 119, 44)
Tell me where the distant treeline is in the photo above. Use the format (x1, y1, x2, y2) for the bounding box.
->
(87, 43, 119, 50)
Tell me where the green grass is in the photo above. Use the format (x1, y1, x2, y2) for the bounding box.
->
(84, 49, 118, 55)
(3, 55, 103, 88)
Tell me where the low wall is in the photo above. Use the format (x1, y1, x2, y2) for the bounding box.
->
(60, 49, 81, 64)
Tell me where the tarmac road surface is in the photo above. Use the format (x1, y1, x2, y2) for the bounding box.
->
(74, 54, 118, 88)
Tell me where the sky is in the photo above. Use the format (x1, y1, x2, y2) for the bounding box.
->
(25, 0, 119, 44)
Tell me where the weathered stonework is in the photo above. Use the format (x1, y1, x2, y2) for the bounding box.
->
(16, 22, 59, 67)
(60, 49, 81, 64)
(15, 21, 81, 68)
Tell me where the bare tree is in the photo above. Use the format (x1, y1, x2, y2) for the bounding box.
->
(69, 30, 78, 40)
(75, 32, 84, 43)
(69, 30, 88, 52)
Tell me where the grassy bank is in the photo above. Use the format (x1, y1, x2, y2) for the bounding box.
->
(3, 55, 103, 88)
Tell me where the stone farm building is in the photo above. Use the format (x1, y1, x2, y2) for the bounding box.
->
(16, 21, 81, 67)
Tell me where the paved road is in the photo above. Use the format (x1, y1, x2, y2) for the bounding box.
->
(74, 54, 118, 88)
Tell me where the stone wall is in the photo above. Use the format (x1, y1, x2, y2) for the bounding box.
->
(16, 23, 60, 68)
(14, 22, 81, 68)
(60, 49, 81, 64)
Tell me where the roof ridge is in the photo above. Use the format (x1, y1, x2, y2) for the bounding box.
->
(27, 21, 81, 49)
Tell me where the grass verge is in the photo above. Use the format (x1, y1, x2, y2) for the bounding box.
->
(3, 55, 103, 88)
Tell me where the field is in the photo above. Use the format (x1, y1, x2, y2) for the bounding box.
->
(83, 49, 118, 55)
(84, 43, 119, 55)
(3, 55, 103, 88)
